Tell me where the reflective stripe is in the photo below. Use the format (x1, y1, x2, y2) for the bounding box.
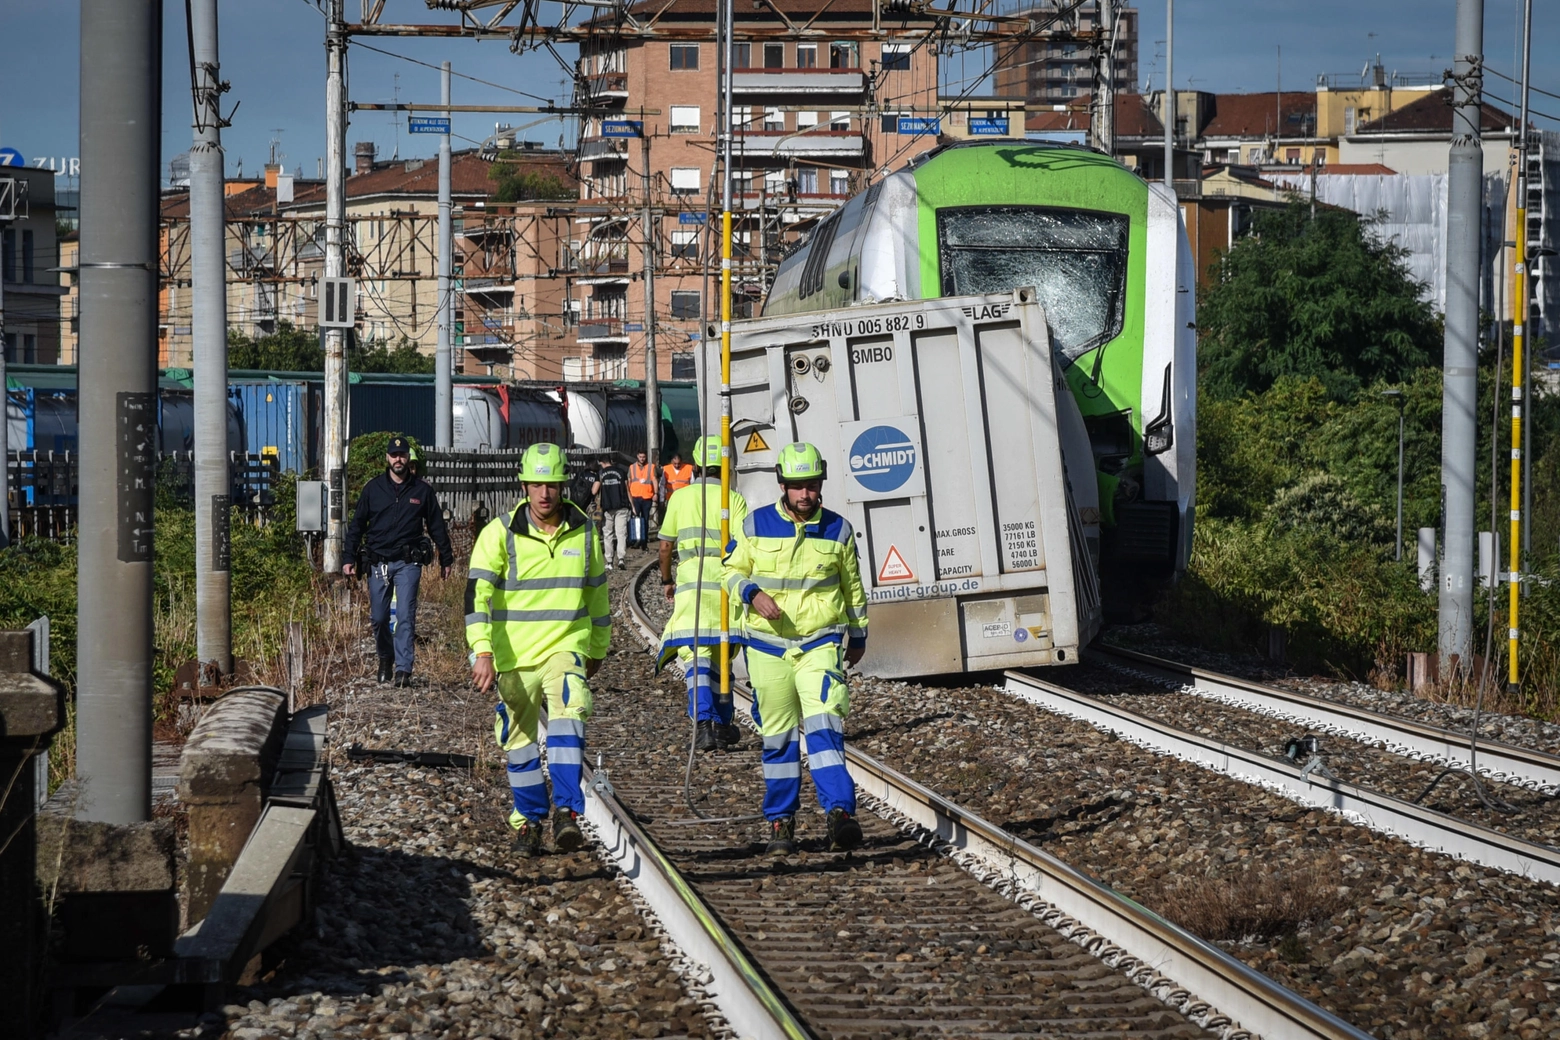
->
(505, 527, 518, 583)
(763, 729, 797, 751)
(678, 526, 723, 542)
(677, 546, 725, 562)
(803, 714, 845, 735)
(672, 580, 722, 595)
(748, 573, 840, 592)
(592, 615, 612, 627)
(585, 572, 607, 587)
(492, 607, 591, 623)
(547, 745, 584, 765)
(807, 749, 846, 770)
(763, 761, 803, 779)
(466, 612, 491, 626)
(743, 627, 848, 654)
(845, 605, 868, 621)
(507, 768, 547, 788)
(469, 567, 503, 585)
(507, 746, 540, 766)
(549, 718, 586, 740)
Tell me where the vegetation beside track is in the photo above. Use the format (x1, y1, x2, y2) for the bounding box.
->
(1169, 201, 1560, 718)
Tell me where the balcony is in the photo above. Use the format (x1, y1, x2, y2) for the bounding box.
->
(577, 255, 630, 286)
(579, 136, 629, 162)
(732, 68, 866, 97)
(459, 278, 515, 298)
(581, 72, 628, 102)
(732, 129, 864, 158)
(577, 318, 629, 344)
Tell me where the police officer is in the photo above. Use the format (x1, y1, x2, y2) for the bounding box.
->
(467, 443, 610, 857)
(723, 442, 868, 854)
(344, 435, 454, 686)
(656, 435, 748, 751)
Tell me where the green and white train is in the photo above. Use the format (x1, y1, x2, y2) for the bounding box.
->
(763, 140, 1196, 619)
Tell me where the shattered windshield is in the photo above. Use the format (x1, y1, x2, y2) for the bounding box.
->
(938, 207, 1129, 359)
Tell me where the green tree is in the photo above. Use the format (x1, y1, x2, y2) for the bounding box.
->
(1197, 202, 1442, 401)
(351, 336, 434, 374)
(488, 159, 575, 203)
(228, 322, 324, 371)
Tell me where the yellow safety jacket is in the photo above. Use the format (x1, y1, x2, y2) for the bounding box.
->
(723, 501, 869, 655)
(656, 479, 749, 666)
(465, 499, 610, 672)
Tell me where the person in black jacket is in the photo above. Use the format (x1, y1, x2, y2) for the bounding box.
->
(592, 455, 632, 569)
(343, 436, 454, 685)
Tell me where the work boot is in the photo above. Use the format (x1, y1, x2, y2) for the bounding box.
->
(393, 671, 412, 688)
(553, 807, 585, 853)
(715, 722, 743, 749)
(694, 720, 720, 752)
(377, 656, 393, 683)
(766, 816, 797, 856)
(513, 817, 543, 859)
(826, 808, 863, 852)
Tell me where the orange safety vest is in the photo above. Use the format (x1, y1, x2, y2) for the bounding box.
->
(628, 462, 656, 499)
(662, 463, 694, 493)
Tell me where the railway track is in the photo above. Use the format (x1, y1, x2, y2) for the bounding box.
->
(608, 561, 1369, 1040)
(1005, 654, 1560, 885)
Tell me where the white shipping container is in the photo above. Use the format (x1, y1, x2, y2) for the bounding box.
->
(708, 289, 1101, 678)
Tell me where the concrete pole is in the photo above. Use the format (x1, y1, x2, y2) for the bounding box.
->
(323, 0, 349, 571)
(1092, 0, 1115, 155)
(1440, 0, 1484, 676)
(190, 0, 231, 676)
(641, 132, 659, 467)
(1163, 0, 1174, 190)
(76, 0, 160, 824)
(435, 61, 453, 448)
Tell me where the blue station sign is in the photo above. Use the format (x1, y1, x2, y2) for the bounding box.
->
(896, 116, 940, 135)
(968, 118, 1010, 136)
(601, 120, 643, 138)
(679, 212, 708, 224)
(408, 116, 450, 134)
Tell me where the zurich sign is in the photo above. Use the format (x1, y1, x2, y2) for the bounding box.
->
(849, 425, 917, 493)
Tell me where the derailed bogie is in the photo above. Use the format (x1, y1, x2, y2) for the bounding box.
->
(710, 290, 1101, 679)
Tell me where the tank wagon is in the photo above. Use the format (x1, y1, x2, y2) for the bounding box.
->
(762, 141, 1196, 618)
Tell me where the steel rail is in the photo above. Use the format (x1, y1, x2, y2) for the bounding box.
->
(1086, 645, 1560, 793)
(1005, 669, 1560, 887)
(626, 560, 1372, 1040)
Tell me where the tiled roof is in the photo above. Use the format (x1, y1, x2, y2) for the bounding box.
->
(1199, 92, 1316, 138)
(1024, 94, 1162, 137)
(1354, 91, 1513, 134)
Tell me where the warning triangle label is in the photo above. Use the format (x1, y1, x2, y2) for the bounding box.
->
(878, 545, 915, 583)
(743, 429, 770, 453)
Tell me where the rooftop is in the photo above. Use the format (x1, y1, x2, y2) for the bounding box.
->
(1199, 91, 1317, 139)
(1354, 91, 1514, 134)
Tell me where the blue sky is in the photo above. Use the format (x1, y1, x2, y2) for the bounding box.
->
(2, 0, 1555, 182)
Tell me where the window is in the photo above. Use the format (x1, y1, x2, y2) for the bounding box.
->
(764, 43, 785, 69)
(734, 43, 751, 69)
(1, 229, 12, 283)
(830, 110, 850, 129)
(829, 42, 857, 69)
(796, 110, 819, 130)
(670, 290, 700, 318)
(671, 352, 697, 379)
(670, 45, 699, 70)
(797, 167, 818, 194)
(830, 169, 850, 195)
(670, 167, 701, 194)
(1344, 106, 1357, 135)
(21, 230, 33, 283)
(880, 112, 904, 133)
(670, 105, 701, 134)
(671, 229, 699, 260)
(938, 206, 1130, 360)
(796, 44, 818, 68)
(881, 43, 911, 71)
(1285, 148, 1301, 163)
(731, 105, 753, 130)
(764, 107, 785, 131)
(765, 169, 787, 192)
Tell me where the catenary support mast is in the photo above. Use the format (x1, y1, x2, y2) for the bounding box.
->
(1508, 0, 1532, 691)
(190, 0, 232, 676)
(1441, 0, 1484, 677)
(718, 0, 735, 700)
(1092, 0, 1115, 155)
(323, 0, 350, 571)
(435, 61, 453, 448)
(76, 0, 161, 823)
(1163, 0, 1173, 189)
(642, 131, 659, 470)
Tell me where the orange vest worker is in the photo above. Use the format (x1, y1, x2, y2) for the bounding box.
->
(628, 461, 655, 500)
(662, 461, 693, 495)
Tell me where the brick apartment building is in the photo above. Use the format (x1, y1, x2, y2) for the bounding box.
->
(569, 0, 945, 381)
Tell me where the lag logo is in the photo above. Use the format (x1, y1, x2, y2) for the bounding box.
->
(849, 425, 917, 492)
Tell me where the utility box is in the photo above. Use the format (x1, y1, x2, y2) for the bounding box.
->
(295, 480, 328, 534)
(711, 289, 1102, 678)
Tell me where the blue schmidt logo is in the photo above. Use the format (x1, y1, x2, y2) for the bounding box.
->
(849, 425, 917, 492)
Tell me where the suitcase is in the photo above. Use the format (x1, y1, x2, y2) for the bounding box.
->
(628, 515, 647, 549)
